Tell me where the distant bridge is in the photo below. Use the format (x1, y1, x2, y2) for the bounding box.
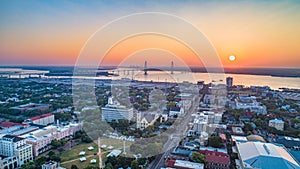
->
(0, 71, 46, 78)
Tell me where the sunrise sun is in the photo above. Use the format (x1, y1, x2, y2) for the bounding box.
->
(229, 55, 236, 61)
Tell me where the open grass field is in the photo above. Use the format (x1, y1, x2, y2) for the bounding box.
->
(62, 155, 99, 169)
(60, 142, 98, 162)
(60, 138, 133, 168)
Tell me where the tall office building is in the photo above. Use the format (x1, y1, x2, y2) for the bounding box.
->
(226, 77, 233, 87)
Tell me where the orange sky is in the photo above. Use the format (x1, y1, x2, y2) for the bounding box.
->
(101, 35, 201, 67)
(0, 1, 300, 68)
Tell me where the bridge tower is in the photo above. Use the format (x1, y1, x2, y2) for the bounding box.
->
(144, 61, 148, 75)
(171, 61, 174, 74)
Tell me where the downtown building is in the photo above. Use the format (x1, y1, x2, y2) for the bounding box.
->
(101, 97, 133, 122)
(199, 150, 230, 169)
(136, 111, 166, 130)
(42, 161, 65, 169)
(233, 96, 267, 115)
(236, 141, 300, 169)
(23, 113, 55, 126)
(226, 77, 233, 87)
(21, 123, 82, 157)
(0, 135, 33, 169)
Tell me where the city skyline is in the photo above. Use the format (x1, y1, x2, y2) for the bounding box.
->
(1, 1, 300, 68)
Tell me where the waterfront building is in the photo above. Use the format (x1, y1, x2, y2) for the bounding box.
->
(226, 77, 233, 87)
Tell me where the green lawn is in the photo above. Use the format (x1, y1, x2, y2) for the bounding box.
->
(60, 142, 98, 162)
(62, 155, 99, 169)
(101, 138, 133, 154)
(59, 138, 133, 169)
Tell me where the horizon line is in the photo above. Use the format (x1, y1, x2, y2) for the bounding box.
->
(0, 65, 299, 70)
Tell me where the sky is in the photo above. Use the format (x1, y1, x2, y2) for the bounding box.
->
(0, 0, 300, 68)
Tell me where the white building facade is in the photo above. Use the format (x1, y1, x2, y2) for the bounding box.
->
(23, 113, 55, 126)
(0, 135, 33, 168)
(269, 119, 284, 131)
(101, 97, 133, 122)
(22, 123, 82, 157)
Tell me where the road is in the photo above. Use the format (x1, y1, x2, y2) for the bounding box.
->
(148, 96, 200, 169)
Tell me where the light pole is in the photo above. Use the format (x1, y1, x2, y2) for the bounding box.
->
(98, 137, 103, 169)
(123, 138, 126, 155)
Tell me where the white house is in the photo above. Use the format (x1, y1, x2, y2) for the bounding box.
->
(269, 119, 284, 131)
(169, 106, 184, 116)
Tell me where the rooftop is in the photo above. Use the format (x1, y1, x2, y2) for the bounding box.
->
(2, 135, 24, 142)
(11, 103, 51, 111)
(237, 142, 300, 169)
(200, 150, 230, 164)
(106, 149, 122, 157)
(0, 121, 21, 128)
(28, 113, 54, 121)
(247, 135, 266, 143)
(166, 159, 204, 169)
(170, 106, 180, 112)
(232, 135, 248, 143)
(269, 119, 284, 123)
(0, 125, 39, 136)
(175, 159, 204, 169)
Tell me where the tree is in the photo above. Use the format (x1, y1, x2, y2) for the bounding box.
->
(51, 139, 62, 149)
(49, 154, 61, 162)
(131, 160, 139, 169)
(208, 136, 224, 148)
(21, 161, 35, 169)
(74, 131, 83, 139)
(105, 163, 113, 169)
(167, 102, 176, 110)
(36, 156, 47, 166)
(130, 144, 143, 154)
(82, 134, 93, 143)
(84, 166, 99, 169)
(21, 156, 47, 169)
(48, 151, 55, 156)
(191, 152, 206, 164)
(71, 165, 79, 169)
(244, 123, 253, 134)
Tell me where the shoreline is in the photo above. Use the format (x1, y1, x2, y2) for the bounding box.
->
(0, 66, 300, 78)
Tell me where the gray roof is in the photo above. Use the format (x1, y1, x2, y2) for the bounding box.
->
(170, 106, 180, 112)
(162, 110, 169, 115)
(144, 114, 156, 123)
(237, 142, 300, 169)
(3, 135, 24, 142)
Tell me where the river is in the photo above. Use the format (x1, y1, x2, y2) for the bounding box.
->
(1, 68, 300, 90)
